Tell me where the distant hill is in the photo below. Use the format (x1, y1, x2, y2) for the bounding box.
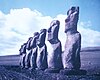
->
(81, 46, 100, 52)
(0, 55, 20, 66)
(0, 46, 100, 69)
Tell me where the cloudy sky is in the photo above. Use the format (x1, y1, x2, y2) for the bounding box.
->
(0, 0, 100, 56)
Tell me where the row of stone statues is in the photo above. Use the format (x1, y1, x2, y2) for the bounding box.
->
(19, 6, 82, 73)
(19, 29, 48, 70)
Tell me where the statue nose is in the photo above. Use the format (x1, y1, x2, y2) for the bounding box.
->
(48, 28, 51, 32)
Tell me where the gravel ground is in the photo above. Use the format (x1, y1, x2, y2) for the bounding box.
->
(0, 66, 100, 80)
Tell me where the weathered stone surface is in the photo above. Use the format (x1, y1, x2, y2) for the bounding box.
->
(19, 43, 27, 68)
(45, 68, 60, 73)
(24, 37, 33, 68)
(36, 29, 48, 70)
(46, 20, 63, 72)
(65, 6, 79, 33)
(60, 69, 87, 75)
(29, 32, 39, 69)
(63, 6, 81, 70)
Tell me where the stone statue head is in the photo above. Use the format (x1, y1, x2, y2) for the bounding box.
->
(67, 6, 79, 15)
(19, 43, 27, 55)
(37, 29, 47, 47)
(65, 6, 79, 33)
(30, 32, 39, 48)
(47, 20, 60, 43)
(26, 37, 33, 50)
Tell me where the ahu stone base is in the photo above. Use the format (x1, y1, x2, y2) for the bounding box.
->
(45, 68, 61, 73)
(60, 69, 87, 75)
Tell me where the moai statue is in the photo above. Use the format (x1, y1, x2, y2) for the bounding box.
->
(29, 32, 39, 69)
(45, 20, 63, 73)
(36, 29, 48, 70)
(25, 37, 33, 69)
(62, 6, 81, 70)
(19, 43, 27, 68)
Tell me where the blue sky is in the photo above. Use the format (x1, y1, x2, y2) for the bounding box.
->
(0, 0, 100, 55)
(0, 0, 100, 31)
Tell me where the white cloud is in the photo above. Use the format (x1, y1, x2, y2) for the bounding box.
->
(0, 8, 100, 56)
(78, 22, 100, 47)
(0, 8, 53, 56)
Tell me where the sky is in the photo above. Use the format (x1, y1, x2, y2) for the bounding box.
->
(0, 0, 100, 56)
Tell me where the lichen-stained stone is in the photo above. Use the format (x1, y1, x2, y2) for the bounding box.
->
(24, 37, 33, 69)
(63, 6, 81, 70)
(36, 29, 48, 70)
(45, 20, 63, 73)
(19, 43, 27, 68)
(29, 32, 39, 69)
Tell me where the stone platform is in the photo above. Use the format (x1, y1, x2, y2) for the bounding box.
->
(45, 68, 61, 73)
(60, 69, 87, 75)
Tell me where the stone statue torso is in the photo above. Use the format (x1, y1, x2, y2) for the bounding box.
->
(36, 29, 48, 70)
(47, 20, 63, 69)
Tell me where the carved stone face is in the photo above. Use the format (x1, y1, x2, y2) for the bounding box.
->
(47, 20, 60, 42)
(65, 6, 79, 33)
(37, 29, 46, 47)
(19, 43, 27, 55)
(26, 37, 33, 50)
(34, 32, 40, 43)
(67, 7, 78, 15)
(29, 32, 39, 48)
